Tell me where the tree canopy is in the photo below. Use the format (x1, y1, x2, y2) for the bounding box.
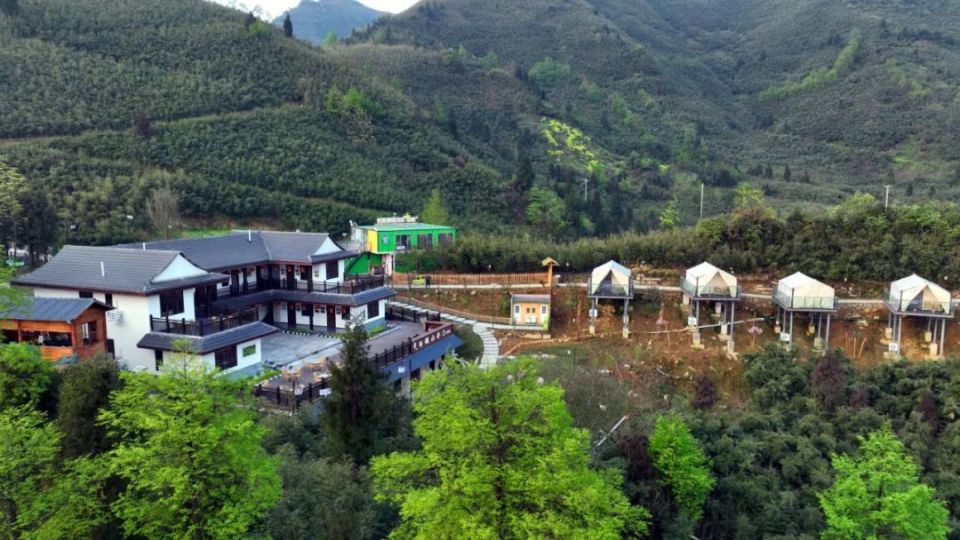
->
(371, 359, 649, 539)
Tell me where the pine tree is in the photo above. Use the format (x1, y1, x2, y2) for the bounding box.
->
(282, 14, 293, 38)
(321, 323, 412, 464)
(243, 11, 256, 30)
(782, 163, 792, 182)
(0, 0, 18, 16)
(421, 188, 449, 225)
(132, 112, 151, 139)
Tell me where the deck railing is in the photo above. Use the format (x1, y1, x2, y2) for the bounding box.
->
(214, 275, 386, 300)
(681, 278, 738, 299)
(774, 290, 836, 310)
(370, 322, 454, 370)
(885, 289, 952, 314)
(149, 307, 259, 337)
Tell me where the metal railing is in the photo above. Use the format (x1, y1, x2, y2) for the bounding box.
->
(681, 278, 738, 299)
(774, 290, 837, 310)
(587, 278, 633, 298)
(149, 307, 259, 336)
(386, 305, 442, 323)
(214, 275, 386, 299)
(885, 289, 952, 314)
(370, 322, 454, 370)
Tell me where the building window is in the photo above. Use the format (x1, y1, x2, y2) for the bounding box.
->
(242, 344, 257, 357)
(397, 235, 412, 249)
(301, 304, 312, 317)
(104, 293, 113, 307)
(341, 306, 350, 321)
(439, 233, 453, 247)
(215, 347, 237, 370)
(514, 305, 520, 314)
(80, 321, 99, 344)
(314, 268, 321, 279)
(367, 301, 380, 319)
(154, 350, 164, 371)
(326, 261, 339, 281)
(541, 305, 547, 315)
(417, 234, 433, 249)
(79, 291, 93, 299)
(159, 290, 184, 317)
(527, 307, 535, 314)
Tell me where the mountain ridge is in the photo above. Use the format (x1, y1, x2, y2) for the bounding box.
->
(273, 0, 385, 43)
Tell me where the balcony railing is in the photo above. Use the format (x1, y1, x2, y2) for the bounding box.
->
(149, 307, 260, 337)
(885, 289, 952, 314)
(370, 322, 454, 370)
(214, 275, 386, 300)
(681, 278, 738, 299)
(774, 290, 837, 310)
(587, 279, 633, 298)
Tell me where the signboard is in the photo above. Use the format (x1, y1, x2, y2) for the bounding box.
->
(888, 342, 900, 353)
(688, 317, 698, 327)
(588, 309, 598, 318)
(780, 332, 792, 343)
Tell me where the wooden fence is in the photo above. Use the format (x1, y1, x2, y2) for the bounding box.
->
(392, 272, 549, 288)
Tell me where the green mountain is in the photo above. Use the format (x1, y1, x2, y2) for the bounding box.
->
(2, 0, 960, 248)
(273, 0, 385, 44)
(355, 0, 960, 214)
(0, 0, 507, 245)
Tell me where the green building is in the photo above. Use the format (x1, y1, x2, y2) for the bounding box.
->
(348, 217, 457, 275)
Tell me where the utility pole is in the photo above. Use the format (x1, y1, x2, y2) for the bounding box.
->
(699, 182, 704, 220)
(885, 185, 891, 210)
(580, 178, 589, 201)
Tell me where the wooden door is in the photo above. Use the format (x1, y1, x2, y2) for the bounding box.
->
(326, 305, 336, 329)
(287, 304, 297, 330)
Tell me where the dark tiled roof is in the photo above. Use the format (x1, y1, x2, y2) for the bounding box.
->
(119, 231, 334, 270)
(0, 297, 111, 322)
(310, 250, 359, 263)
(121, 233, 271, 270)
(137, 322, 279, 354)
(512, 294, 551, 303)
(12, 246, 224, 295)
(260, 231, 330, 263)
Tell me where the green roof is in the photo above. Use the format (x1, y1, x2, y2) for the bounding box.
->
(363, 223, 456, 232)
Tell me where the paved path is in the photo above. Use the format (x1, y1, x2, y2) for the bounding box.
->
(389, 300, 501, 368)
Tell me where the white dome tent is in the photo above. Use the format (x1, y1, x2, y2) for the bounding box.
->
(682, 262, 738, 299)
(884, 274, 954, 359)
(772, 272, 838, 353)
(587, 260, 634, 338)
(680, 262, 740, 352)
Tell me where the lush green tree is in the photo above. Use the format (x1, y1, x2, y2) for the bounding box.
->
(372, 359, 649, 539)
(282, 14, 293, 38)
(261, 407, 326, 458)
(323, 31, 338, 47)
(57, 356, 122, 458)
(19, 456, 111, 540)
(132, 112, 151, 139)
(420, 188, 449, 225)
(818, 425, 949, 539)
(0, 160, 26, 251)
(0, 406, 59, 538)
(267, 446, 381, 540)
(0, 267, 24, 314)
(0, 343, 54, 411)
(321, 323, 412, 465)
(99, 351, 281, 539)
(16, 183, 60, 265)
(659, 197, 680, 230)
(648, 416, 714, 522)
(526, 187, 567, 238)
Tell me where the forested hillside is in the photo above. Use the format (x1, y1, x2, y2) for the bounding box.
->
(3, 0, 960, 248)
(0, 0, 508, 246)
(356, 0, 960, 227)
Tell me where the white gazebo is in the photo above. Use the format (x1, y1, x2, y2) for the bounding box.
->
(680, 262, 740, 351)
(885, 274, 953, 358)
(587, 260, 634, 337)
(772, 272, 837, 352)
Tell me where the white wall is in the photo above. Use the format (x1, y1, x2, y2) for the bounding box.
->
(197, 337, 262, 374)
(152, 254, 208, 282)
(312, 259, 345, 283)
(146, 288, 196, 321)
